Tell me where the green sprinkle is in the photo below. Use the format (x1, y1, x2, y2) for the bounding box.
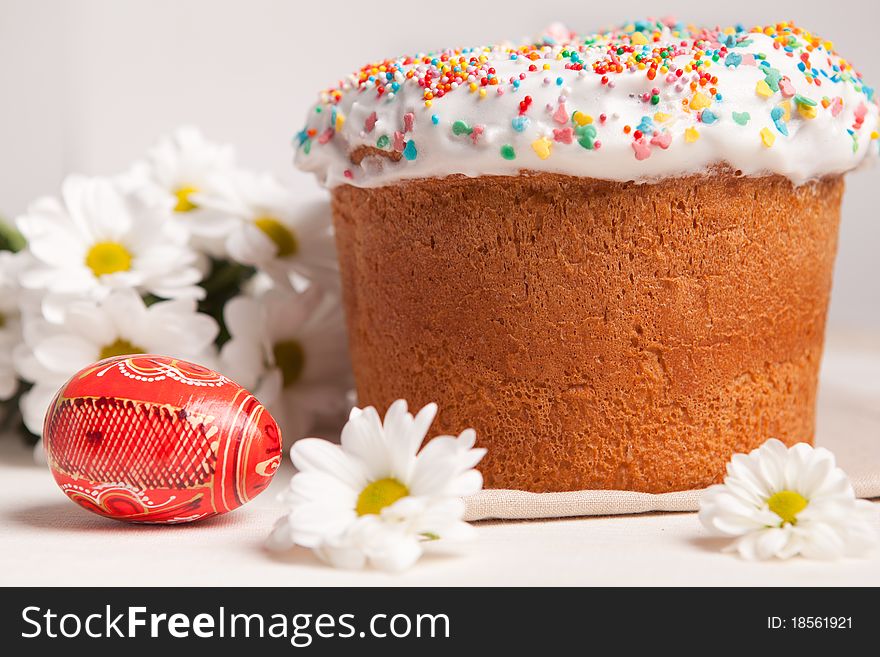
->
(732, 111, 751, 126)
(376, 135, 390, 149)
(576, 124, 598, 150)
(500, 144, 516, 160)
(794, 94, 817, 107)
(452, 120, 473, 136)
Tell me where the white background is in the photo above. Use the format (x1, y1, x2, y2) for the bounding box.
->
(0, 0, 878, 331)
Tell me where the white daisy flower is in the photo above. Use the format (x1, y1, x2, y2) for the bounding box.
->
(267, 400, 486, 572)
(14, 289, 218, 434)
(15, 175, 203, 301)
(198, 171, 338, 289)
(699, 439, 878, 561)
(0, 251, 26, 400)
(220, 284, 351, 442)
(125, 126, 239, 248)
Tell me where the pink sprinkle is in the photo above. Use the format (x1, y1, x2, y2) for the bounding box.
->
(364, 112, 378, 133)
(343, 170, 353, 179)
(831, 97, 844, 117)
(552, 102, 568, 124)
(650, 132, 672, 149)
(403, 112, 415, 133)
(779, 77, 796, 98)
(318, 128, 334, 145)
(553, 127, 574, 144)
(393, 131, 405, 152)
(741, 54, 756, 66)
(854, 102, 868, 122)
(631, 138, 652, 160)
(470, 125, 485, 144)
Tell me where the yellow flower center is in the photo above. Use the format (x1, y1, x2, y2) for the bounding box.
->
(356, 478, 409, 516)
(272, 339, 305, 388)
(85, 241, 132, 277)
(173, 185, 200, 212)
(767, 490, 809, 525)
(254, 216, 298, 257)
(99, 338, 144, 361)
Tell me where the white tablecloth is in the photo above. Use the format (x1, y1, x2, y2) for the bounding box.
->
(1, 333, 878, 586)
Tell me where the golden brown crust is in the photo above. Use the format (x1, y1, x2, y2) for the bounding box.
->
(331, 173, 844, 493)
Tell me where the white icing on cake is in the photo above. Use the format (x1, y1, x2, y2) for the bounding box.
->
(294, 20, 879, 187)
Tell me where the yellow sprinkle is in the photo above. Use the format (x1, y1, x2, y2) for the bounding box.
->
(689, 92, 711, 111)
(755, 80, 773, 98)
(779, 100, 791, 122)
(823, 40, 834, 51)
(479, 88, 487, 99)
(572, 111, 593, 126)
(531, 137, 553, 160)
(653, 112, 672, 123)
(543, 63, 550, 70)
(334, 112, 346, 131)
(685, 127, 700, 143)
(760, 127, 776, 147)
(798, 103, 817, 120)
(871, 131, 879, 140)
(631, 32, 648, 46)
(424, 100, 432, 108)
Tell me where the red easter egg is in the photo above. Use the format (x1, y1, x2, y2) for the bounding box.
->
(43, 354, 282, 524)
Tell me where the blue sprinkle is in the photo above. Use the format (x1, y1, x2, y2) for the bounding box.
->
(431, 114, 440, 125)
(724, 52, 742, 68)
(403, 140, 418, 161)
(556, 77, 563, 86)
(797, 62, 806, 72)
(701, 109, 718, 125)
(771, 107, 789, 136)
(512, 116, 530, 132)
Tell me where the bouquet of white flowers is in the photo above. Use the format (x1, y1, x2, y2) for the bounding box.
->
(0, 127, 352, 453)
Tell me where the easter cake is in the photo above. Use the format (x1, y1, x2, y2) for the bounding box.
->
(294, 20, 879, 493)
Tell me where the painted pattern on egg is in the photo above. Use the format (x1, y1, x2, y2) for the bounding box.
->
(43, 355, 282, 524)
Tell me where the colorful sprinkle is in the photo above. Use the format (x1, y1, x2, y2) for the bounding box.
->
(511, 116, 530, 132)
(755, 80, 773, 98)
(760, 127, 776, 147)
(402, 140, 417, 160)
(532, 136, 552, 159)
(632, 138, 652, 160)
(572, 111, 593, 126)
(771, 106, 789, 136)
(701, 110, 718, 125)
(577, 124, 598, 150)
(500, 144, 516, 160)
(685, 127, 700, 143)
(452, 120, 473, 136)
(732, 111, 751, 125)
(690, 92, 712, 111)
